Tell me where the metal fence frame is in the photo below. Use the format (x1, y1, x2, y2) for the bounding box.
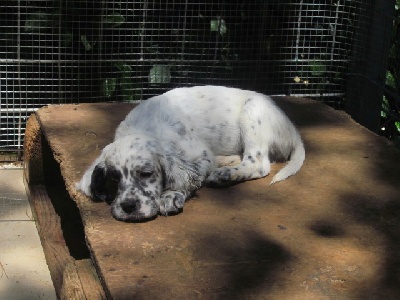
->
(0, 0, 396, 160)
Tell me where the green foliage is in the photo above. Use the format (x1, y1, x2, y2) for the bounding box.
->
(381, 2, 400, 147)
(80, 35, 93, 51)
(102, 78, 117, 98)
(101, 62, 141, 102)
(115, 63, 136, 102)
(104, 13, 125, 27)
(24, 1, 243, 101)
(24, 12, 54, 32)
(148, 65, 171, 84)
(381, 96, 390, 118)
(309, 60, 327, 76)
(210, 17, 227, 36)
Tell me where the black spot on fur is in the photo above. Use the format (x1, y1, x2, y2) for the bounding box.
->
(90, 165, 121, 204)
(247, 155, 256, 163)
(172, 121, 186, 136)
(146, 141, 158, 150)
(258, 119, 261, 125)
(122, 166, 129, 178)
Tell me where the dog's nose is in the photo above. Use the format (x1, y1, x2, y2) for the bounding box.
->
(120, 199, 139, 214)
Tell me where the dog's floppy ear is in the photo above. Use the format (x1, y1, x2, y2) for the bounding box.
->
(76, 159, 103, 197)
(156, 150, 188, 191)
(90, 164, 108, 202)
(90, 163, 120, 204)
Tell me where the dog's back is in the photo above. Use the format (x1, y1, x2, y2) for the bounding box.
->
(116, 85, 305, 184)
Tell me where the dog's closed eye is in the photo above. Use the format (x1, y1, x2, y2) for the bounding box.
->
(138, 170, 153, 179)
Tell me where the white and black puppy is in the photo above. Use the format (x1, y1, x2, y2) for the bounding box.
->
(76, 86, 305, 222)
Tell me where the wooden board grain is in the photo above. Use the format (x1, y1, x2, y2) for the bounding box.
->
(24, 110, 107, 299)
(60, 260, 106, 300)
(25, 184, 75, 298)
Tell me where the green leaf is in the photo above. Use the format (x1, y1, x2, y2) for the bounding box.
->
(148, 65, 171, 84)
(102, 78, 117, 98)
(81, 35, 92, 51)
(25, 12, 52, 32)
(120, 75, 135, 102)
(115, 63, 134, 101)
(395, 121, 400, 133)
(61, 32, 73, 47)
(115, 62, 132, 73)
(381, 96, 390, 118)
(386, 71, 396, 89)
(104, 13, 125, 27)
(210, 17, 227, 36)
(309, 60, 327, 76)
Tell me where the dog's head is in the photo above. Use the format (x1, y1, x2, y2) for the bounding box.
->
(87, 134, 166, 222)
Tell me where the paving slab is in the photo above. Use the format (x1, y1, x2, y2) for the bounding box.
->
(0, 169, 57, 300)
(23, 98, 400, 299)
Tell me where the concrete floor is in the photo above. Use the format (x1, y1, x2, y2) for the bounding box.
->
(0, 167, 56, 300)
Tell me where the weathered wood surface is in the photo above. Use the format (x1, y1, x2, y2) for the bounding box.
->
(24, 112, 108, 299)
(25, 99, 400, 299)
(60, 259, 106, 300)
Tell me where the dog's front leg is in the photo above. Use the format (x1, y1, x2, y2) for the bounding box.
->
(159, 190, 187, 216)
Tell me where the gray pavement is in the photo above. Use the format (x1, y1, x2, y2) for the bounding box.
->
(0, 168, 56, 300)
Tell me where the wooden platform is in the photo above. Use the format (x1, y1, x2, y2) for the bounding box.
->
(23, 98, 400, 299)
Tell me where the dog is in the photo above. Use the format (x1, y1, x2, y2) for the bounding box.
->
(76, 86, 305, 222)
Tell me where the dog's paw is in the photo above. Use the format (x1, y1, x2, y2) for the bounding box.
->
(159, 191, 186, 216)
(204, 167, 235, 187)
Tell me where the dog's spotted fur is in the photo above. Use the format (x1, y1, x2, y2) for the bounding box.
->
(76, 86, 305, 222)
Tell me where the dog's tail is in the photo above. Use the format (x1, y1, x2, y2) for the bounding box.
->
(270, 135, 305, 185)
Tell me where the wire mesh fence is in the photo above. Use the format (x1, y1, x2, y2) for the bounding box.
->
(0, 0, 398, 159)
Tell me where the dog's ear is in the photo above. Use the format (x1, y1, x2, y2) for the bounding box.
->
(156, 151, 188, 191)
(90, 164, 108, 202)
(90, 164, 120, 204)
(76, 159, 103, 197)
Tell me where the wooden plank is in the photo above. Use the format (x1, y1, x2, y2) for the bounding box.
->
(76, 259, 107, 300)
(23, 114, 44, 185)
(60, 259, 106, 300)
(26, 184, 75, 299)
(30, 100, 400, 298)
(24, 112, 107, 299)
(60, 262, 86, 300)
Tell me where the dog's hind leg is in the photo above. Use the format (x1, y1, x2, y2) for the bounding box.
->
(205, 97, 273, 187)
